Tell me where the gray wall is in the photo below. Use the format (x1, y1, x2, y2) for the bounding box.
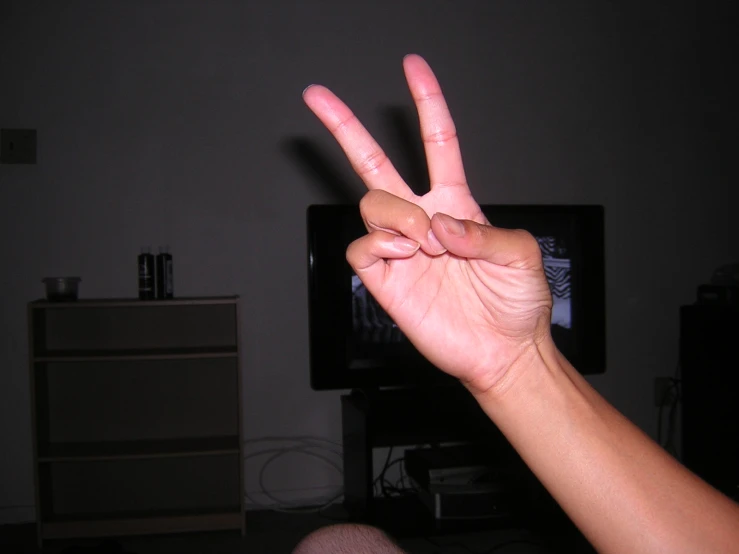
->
(1, 0, 735, 523)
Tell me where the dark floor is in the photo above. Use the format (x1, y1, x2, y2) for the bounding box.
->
(1, 503, 595, 554)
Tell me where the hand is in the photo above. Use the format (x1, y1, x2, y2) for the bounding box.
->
(303, 55, 553, 394)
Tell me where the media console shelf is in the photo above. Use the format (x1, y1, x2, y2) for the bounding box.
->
(28, 297, 245, 544)
(340, 387, 585, 544)
(341, 386, 516, 534)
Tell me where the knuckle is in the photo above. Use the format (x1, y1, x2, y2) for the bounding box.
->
(330, 112, 357, 135)
(516, 229, 546, 263)
(354, 148, 389, 176)
(469, 221, 486, 241)
(423, 127, 458, 145)
(515, 228, 536, 243)
(402, 204, 429, 232)
(402, 211, 419, 229)
(359, 192, 373, 214)
(359, 190, 378, 211)
(359, 190, 388, 217)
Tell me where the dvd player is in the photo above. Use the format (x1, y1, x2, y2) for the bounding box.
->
(405, 444, 527, 521)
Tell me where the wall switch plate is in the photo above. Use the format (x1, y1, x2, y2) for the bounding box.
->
(1, 128, 37, 164)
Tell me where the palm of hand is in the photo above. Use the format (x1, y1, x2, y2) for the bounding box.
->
(380, 191, 552, 390)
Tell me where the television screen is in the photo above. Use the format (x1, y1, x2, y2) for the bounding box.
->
(308, 204, 605, 390)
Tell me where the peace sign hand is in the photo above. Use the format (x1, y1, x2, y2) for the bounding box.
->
(303, 55, 553, 394)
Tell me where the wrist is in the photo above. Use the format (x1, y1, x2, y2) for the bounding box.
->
(464, 336, 564, 404)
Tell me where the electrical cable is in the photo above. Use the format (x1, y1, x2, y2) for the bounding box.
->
(382, 459, 414, 496)
(243, 437, 344, 514)
(378, 446, 394, 497)
(373, 453, 416, 498)
(396, 456, 415, 494)
(664, 377, 682, 457)
(657, 381, 675, 446)
(258, 448, 342, 507)
(666, 362, 683, 458)
(656, 362, 681, 448)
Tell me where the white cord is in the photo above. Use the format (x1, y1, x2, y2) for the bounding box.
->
(244, 437, 344, 514)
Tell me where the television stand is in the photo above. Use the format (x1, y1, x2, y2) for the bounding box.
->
(340, 385, 517, 534)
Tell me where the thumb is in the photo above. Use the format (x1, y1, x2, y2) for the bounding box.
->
(431, 212, 543, 270)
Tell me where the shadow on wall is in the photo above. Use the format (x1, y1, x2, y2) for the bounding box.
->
(282, 105, 430, 202)
(281, 137, 361, 203)
(378, 105, 430, 196)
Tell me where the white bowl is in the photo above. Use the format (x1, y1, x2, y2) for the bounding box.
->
(42, 277, 81, 301)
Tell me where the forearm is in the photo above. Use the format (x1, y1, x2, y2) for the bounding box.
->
(471, 339, 739, 554)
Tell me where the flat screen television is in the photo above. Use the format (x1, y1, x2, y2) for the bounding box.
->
(307, 204, 605, 391)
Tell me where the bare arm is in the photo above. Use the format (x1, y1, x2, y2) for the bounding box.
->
(303, 53, 739, 554)
(474, 339, 739, 554)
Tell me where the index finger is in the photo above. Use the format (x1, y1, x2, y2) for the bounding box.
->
(303, 85, 413, 200)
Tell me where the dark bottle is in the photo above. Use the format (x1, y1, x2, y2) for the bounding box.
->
(138, 247, 155, 300)
(156, 246, 174, 299)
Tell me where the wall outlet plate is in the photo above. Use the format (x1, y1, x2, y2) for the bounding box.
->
(0, 129, 37, 164)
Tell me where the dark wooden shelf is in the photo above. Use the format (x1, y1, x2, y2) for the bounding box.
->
(30, 296, 239, 309)
(41, 507, 243, 539)
(38, 436, 241, 462)
(33, 345, 238, 362)
(28, 296, 246, 543)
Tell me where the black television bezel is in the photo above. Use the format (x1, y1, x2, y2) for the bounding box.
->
(307, 204, 606, 391)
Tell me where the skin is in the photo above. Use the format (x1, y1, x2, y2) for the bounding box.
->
(303, 54, 739, 554)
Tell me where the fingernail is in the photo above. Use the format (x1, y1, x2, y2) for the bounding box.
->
(427, 229, 446, 253)
(302, 84, 316, 96)
(437, 213, 465, 237)
(394, 236, 420, 252)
